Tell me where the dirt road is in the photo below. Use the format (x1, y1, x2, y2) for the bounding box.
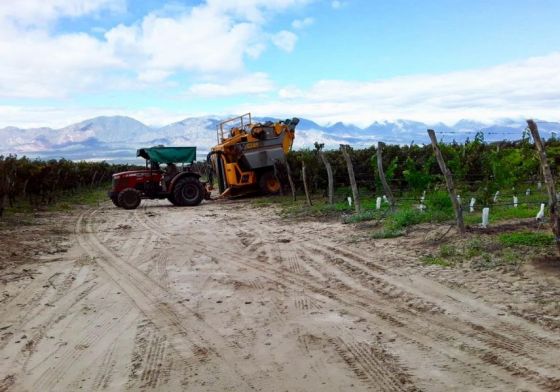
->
(1, 200, 560, 391)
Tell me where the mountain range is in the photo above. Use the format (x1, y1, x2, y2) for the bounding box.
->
(1, 115, 559, 163)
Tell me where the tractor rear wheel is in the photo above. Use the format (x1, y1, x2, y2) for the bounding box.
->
(173, 177, 204, 206)
(118, 188, 141, 210)
(167, 193, 180, 206)
(259, 171, 281, 195)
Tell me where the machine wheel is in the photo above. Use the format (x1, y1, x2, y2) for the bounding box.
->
(118, 188, 141, 210)
(167, 193, 180, 206)
(259, 171, 281, 194)
(110, 195, 121, 208)
(173, 177, 204, 206)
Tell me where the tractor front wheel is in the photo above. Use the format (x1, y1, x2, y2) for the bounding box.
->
(118, 188, 141, 210)
(259, 171, 281, 195)
(173, 177, 204, 206)
(110, 195, 121, 207)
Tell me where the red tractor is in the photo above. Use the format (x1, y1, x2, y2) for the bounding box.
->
(108, 146, 210, 209)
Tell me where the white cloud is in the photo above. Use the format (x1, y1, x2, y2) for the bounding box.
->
(186, 73, 274, 97)
(0, 0, 126, 98)
(331, 1, 347, 10)
(237, 52, 560, 126)
(3, 52, 560, 129)
(2, 1, 559, 130)
(292, 17, 314, 29)
(206, 0, 313, 22)
(0, 105, 198, 129)
(271, 30, 298, 52)
(0, 0, 306, 99)
(0, 0, 125, 26)
(105, 7, 264, 76)
(0, 27, 124, 98)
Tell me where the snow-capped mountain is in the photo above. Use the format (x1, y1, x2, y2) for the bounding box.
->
(1, 115, 559, 162)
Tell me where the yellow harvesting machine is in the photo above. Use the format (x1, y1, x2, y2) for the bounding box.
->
(208, 113, 299, 196)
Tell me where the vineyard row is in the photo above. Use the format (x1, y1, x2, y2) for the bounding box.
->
(0, 155, 139, 216)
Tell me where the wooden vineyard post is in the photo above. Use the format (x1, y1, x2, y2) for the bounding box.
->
(376, 142, 396, 212)
(285, 160, 296, 201)
(318, 149, 334, 204)
(273, 161, 284, 196)
(90, 171, 98, 188)
(301, 160, 312, 206)
(340, 144, 361, 213)
(527, 119, 560, 255)
(427, 129, 465, 234)
(0, 192, 6, 218)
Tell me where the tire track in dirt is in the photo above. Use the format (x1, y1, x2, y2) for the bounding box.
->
(150, 216, 452, 389)
(0, 281, 100, 391)
(20, 282, 98, 371)
(297, 242, 560, 389)
(139, 209, 356, 389)
(31, 301, 136, 391)
(154, 252, 171, 291)
(91, 344, 118, 391)
(140, 332, 167, 389)
(182, 232, 422, 390)
(270, 244, 420, 392)
(317, 243, 560, 387)
(77, 209, 258, 391)
(284, 235, 559, 354)
(288, 247, 532, 389)
(293, 295, 323, 313)
(189, 228, 557, 390)
(127, 319, 177, 390)
(310, 242, 560, 350)
(136, 207, 322, 387)
(0, 264, 98, 376)
(0, 275, 55, 349)
(330, 337, 414, 392)
(0, 261, 80, 344)
(135, 204, 560, 390)
(134, 209, 185, 289)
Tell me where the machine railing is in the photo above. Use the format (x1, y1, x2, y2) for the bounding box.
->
(216, 113, 252, 143)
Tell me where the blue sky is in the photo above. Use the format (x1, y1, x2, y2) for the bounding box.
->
(1, 0, 560, 128)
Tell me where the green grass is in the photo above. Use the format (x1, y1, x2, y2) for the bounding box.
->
(370, 228, 405, 239)
(370, 205, 454, 238)
(386, 209, 425, 229)
(263, 194, 367, 219)
(422, 255, 454, 267)
(343, 210, 385, 224)
(439, 244, 457, 257)
(252, 198, 274, 207)
(251, 188, 553, 271)
(419, 233, 550, 271)
(463, 204, 543, 225)
(498, 231, 554, 247)
(53, 186, 109, 207)
(251, 189, 554, 247)
(464, 238, 484, 258)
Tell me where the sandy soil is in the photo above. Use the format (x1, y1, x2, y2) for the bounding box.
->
(1, 199, 560, 391)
